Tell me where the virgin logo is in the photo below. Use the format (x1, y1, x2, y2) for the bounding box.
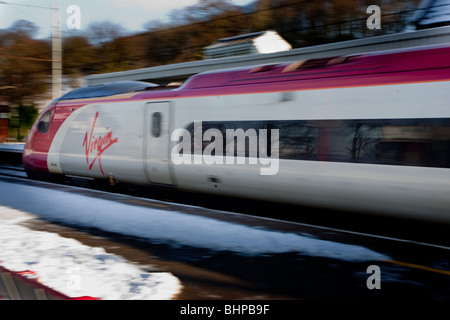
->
(82, 111, 118, 175)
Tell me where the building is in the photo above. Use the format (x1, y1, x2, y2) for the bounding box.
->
(0, 103, 9, 142)
(203, 30, 292, 59)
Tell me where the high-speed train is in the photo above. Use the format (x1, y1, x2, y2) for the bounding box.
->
(23, 44, 450, 223)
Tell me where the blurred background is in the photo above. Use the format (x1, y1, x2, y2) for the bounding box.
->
(0, 0, 448, 142)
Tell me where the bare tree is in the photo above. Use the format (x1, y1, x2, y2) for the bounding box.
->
(85, 20, 127, 46)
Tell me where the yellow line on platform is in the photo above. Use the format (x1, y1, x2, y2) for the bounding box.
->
(385, 260, 450, 276)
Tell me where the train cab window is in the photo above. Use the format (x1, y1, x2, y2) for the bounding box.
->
(37, 110, 51, 134)
(151, 112, 162, 137)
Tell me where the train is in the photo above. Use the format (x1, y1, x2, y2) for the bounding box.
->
(23, 44, 450, 223)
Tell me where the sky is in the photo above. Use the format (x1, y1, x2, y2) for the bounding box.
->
(0, 0, 254, 39)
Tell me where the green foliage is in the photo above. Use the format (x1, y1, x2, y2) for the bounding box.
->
(8, 104, 38, 141)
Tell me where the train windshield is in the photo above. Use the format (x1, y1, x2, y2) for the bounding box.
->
(59, 81, 158, 100)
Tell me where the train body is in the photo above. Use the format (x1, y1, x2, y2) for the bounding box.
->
(23, 44, 450, 222)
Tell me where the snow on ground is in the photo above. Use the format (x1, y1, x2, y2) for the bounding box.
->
(0, 179, 390, 299)
(0, 206, 182, 300)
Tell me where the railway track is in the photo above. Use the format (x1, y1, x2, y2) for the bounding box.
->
(1, 158, 450, 250)
(1, 145, 449, 252)
(1, 167, 450, 300)
(0, 164, 27, 178)
(1, 153, 450, 300)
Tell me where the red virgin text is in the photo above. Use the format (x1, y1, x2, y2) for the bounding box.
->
(82, 111, 118, 175)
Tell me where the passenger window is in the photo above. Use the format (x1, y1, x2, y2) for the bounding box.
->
(37, 110, 51, 134)
(151, 112, 162, 137)
(274, 121, 319, 160)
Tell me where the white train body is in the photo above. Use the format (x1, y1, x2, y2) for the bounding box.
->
(24, 45, 450, 222)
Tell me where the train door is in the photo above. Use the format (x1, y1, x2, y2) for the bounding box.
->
(144, 101, 174, 185)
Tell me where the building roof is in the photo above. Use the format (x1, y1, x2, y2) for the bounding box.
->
(203, 30, 291, 59)
(85, 26, 450, 86)
(204, 31, 267, 50)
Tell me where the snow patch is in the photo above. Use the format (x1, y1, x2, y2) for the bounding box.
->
(0, 206, 182, 300)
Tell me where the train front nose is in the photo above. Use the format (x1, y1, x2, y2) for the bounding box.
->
(23, 105, 55, 179)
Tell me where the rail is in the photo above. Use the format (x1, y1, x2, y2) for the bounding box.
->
(0, 143, 24, 167)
